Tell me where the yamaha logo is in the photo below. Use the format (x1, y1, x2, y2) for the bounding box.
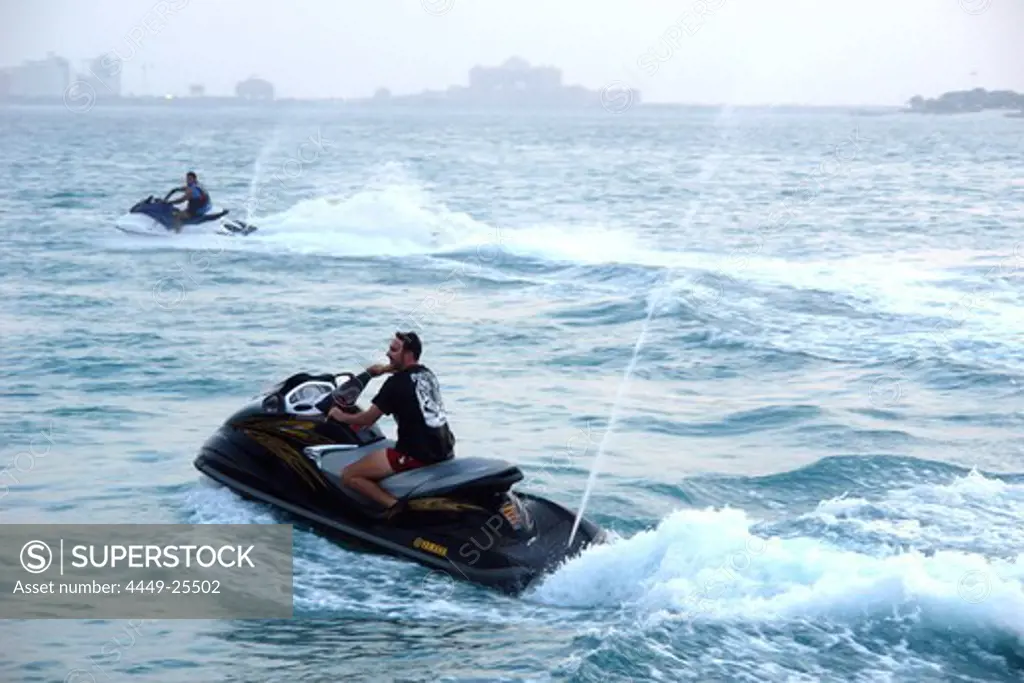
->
(500, 502, 521, 527)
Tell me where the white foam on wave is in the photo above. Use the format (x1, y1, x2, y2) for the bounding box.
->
(495, 224, 655, 267)
(663, 247, 1017, 310)
(529, 471, 1024, 644)
(252, 183, 487, 258)
(812, 469, 1024, 554)
(249, 162, 651, 266)
(244, 187, 655, 269)
(652, 245, 1024, 364)
(182, 463, 1024, 649)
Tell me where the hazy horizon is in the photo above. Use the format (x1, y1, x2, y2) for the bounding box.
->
(1, 0, 1021, 106)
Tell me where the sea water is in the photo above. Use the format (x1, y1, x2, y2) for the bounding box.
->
(0, 104, 1022, 682)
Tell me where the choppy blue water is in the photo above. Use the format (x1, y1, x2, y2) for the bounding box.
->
(1, 103, 1022, 682)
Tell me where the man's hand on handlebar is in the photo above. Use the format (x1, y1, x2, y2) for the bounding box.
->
(367, 363, 394, 377)
(327, 405, 358, 422)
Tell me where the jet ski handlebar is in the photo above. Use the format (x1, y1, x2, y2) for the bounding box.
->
(264, 369, 375, 414)
(329, 370, 373, 407)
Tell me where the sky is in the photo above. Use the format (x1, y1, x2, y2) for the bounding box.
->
(0, 0, 1021, 105)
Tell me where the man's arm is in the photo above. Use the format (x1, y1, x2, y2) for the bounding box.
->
(328, 403, 382, 427)
(168, 188, 188, 206)
(326, 363, 393, 424)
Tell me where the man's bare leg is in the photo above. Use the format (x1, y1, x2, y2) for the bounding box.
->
(341, 449, 398, 509)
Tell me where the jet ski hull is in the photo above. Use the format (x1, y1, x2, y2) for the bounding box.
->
(195, 454, 599, 592)
(116, 196, 257, 236)
(192, 374, 606, 594)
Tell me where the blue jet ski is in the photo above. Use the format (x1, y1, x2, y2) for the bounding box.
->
(115, 190, 257, 237)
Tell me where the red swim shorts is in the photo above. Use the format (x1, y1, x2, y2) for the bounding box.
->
(386, 448, 428, 473)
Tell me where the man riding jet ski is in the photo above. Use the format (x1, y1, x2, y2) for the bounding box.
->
(324, 331, 455, 520)
(193, 333, 606, 593)
(166, 171, 212, 232)
(115, 170, 257, 236)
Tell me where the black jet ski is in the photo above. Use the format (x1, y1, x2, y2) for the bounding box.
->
(115, 190, 257, 236)
(193, 370, 606, 594)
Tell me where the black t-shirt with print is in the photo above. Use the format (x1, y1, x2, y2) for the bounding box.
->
(372, 364, 455, 463)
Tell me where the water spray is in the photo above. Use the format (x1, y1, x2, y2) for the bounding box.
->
(245, 126, 283, 223)
(567, 105, 738, 547)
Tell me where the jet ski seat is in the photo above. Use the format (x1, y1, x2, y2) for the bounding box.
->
(383, 456, 524, 499)
(309, 443, 524, 500)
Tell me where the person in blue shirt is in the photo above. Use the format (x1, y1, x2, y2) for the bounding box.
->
(169, 171, 212, 231)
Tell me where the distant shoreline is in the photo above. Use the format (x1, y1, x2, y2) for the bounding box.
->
(4, 94, 1020, 118)
(0, 95, 906, 112)
(904, 88, 1024, 118)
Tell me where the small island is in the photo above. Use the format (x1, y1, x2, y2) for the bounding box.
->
(905, 88, 1024, 117)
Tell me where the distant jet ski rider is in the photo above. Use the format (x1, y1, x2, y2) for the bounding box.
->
(169, 171, 212, 231)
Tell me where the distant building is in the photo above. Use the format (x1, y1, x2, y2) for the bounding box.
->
(235, 77, 274, 100)
(189, 84, 205, 97)
(78, 53, 122, 98)
(461, 56, 636, 108)
(0, 70, 10, 98)
(468, 57, 562, 93)
(363, 56, 640, 109)
(8, 52, 70, 97)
